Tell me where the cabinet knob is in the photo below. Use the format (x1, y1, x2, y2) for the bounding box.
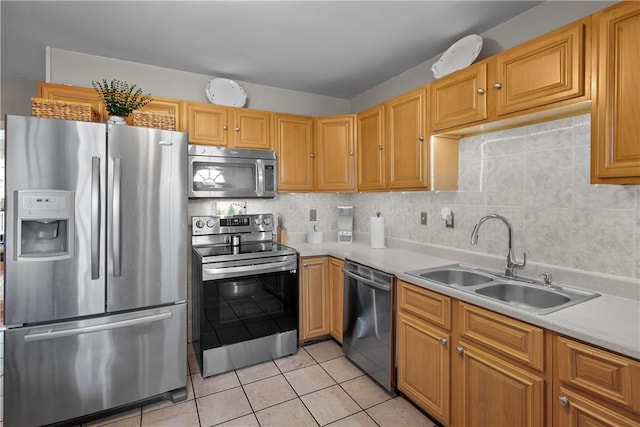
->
(494, 82, 503, 89)
(235, 127, 240, 132)
(303, 263, 308, 267)
(309, 153, 315, 158)
(418, 136, 425, 141)
(439, 338, 448, 345)
(455, 346, 464, 354)
(557, 396, 569, 407)
(223, 125, 228, 130)
(349, 151, 354, 156)
(378, 145, 384, 150)
(477, 88, 486, 95)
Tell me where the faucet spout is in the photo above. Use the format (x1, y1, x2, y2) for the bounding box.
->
(470, 214, 526, 277)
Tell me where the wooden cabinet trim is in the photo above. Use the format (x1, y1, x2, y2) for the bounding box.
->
(555, 386, 640, 427)
(356, 104, 386, 191)
(328, 257, 344, 343)
(299, 256, 330, 341)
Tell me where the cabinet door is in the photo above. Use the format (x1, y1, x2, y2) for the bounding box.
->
(132, 97, 184, 131)
(356, 104, 386, 191)
(315, 115, 355, 192)
(328, 258, 344, 343)
(300, 257, 329, 341)
(275, 114, 314, 192)
(591, 2, 640, 184)
(494, 20, 587, 116)
(431, 62, 488, 131)
(184, 102, 229, 146)
(386, 87, 429, 190)
(233, 109, 272, 150)
(397, 311, 450, 425)
(453, 341, 545, 427)
(38, 82, 107, 122)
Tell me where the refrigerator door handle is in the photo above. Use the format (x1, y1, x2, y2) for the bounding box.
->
(24, 312, 172, 342)
(113, 157, 122, 277)
(91, 157, 101, 279)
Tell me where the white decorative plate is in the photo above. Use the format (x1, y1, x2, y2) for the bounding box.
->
(431, 34, 483, 79)
(205, 78, 247, 107)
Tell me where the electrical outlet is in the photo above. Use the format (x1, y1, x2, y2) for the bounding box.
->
(420, 212, 427, 225)
(310, 209, 317, 221)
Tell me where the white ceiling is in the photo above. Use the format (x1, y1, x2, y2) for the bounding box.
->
(1, 1, 543, 99)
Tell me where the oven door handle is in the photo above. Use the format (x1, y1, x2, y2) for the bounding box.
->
(204, 259, 296, 279)
(343, 268, 392, 292)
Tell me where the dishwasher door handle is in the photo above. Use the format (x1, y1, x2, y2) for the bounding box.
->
(343, 268, 392, 292)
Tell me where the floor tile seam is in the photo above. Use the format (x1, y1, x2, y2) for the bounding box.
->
(295, 393, 324, 427)
(237, 369, 281, 386)
(316, 359, 366, 386)
(319, 410, 380, 427)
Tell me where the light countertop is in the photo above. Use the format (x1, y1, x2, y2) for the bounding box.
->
(289, 240, 640, 361)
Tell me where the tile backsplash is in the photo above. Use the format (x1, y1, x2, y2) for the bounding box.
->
(247, 114, 639, 281)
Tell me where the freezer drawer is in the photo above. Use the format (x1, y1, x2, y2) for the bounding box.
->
(5, 303, 187, 427)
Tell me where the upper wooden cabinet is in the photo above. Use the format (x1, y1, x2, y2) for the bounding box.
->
(184, 101, 272, 149)
(38, 82, 184, 130)
(432, 18, 589, 133)
(38, 82, 107, 122)
(386, 87, 429, 190)
(591, 2, 640, 185)
(493, 18, 588, 116)
(356, 104, 386, 191)
(275, 113, 315, 192)
(315, 115, 356, 192)
(432, 62, 489, 131)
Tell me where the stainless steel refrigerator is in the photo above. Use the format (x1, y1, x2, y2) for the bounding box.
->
(3, 115, 188, 426)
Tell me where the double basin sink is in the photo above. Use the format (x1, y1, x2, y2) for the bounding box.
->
(406, 264, 599, 315)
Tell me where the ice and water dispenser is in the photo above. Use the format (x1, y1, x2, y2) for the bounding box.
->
(15, 190, 75, 261)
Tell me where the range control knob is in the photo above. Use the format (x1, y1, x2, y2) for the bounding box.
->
(262, 216, 272, 226)
(254, 217, 263, 225)
(195, 219, 205, 228)
(206, 218, 215, 228)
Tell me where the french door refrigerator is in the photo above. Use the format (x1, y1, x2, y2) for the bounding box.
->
(4, 115, 188, 426)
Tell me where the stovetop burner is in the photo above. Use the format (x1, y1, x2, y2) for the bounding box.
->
(191, 214, 297, 263)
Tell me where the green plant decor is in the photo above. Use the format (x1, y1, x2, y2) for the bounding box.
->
(91, 79, 152, 118)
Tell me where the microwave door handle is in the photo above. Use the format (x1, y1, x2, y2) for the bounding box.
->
(113, 157, 122, 277)
(257, 159, 264, 197)
(91, 157, 101, 279)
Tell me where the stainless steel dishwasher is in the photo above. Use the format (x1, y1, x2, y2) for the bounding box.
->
(342, 259, 395, 392)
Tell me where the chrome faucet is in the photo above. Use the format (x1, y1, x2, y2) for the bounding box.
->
(470, 214, 526, 277)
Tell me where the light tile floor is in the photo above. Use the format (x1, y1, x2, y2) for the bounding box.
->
(82, 340, 437, 427)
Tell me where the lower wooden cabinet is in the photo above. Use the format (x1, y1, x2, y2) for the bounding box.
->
(554, 335, 640, 426)
(328, 257, 344, 343)
(397, 311, 450, 425)
(299, 256, 330, 341)
(452, 340, 546, 427)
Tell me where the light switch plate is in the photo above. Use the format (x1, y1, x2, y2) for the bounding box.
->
(420, 212, 427, 225)
(310, 209, 317, 221)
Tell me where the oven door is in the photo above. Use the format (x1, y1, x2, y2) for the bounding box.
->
(188, 155, 275, 198)
(194, 255, 298, 376)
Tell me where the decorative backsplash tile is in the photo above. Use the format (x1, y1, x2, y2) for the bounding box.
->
(249, 113, 639, 280)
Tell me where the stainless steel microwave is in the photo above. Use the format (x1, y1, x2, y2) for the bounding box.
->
(188, 145, 277, 198)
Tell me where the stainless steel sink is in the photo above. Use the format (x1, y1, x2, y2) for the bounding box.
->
(406, 264, 599, 314)
(417, 266, 494, 287)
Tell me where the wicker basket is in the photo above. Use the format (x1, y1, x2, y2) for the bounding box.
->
(31, 97, 100, 122)
(131, 111, 176, 131)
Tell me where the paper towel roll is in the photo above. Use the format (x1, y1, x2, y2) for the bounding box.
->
(370, 217, 386, 249)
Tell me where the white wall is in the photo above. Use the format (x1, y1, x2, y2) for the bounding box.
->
(349, 1, 616, 112)
(50, 49, 349, 116)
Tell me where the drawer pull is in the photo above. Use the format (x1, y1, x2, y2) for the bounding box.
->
(494, 82, 503, 89)
(557, 396, 569, 407)
(439, 338, 448, 345)
(477, 88, 486, 95)
(456, 346, 464, 354)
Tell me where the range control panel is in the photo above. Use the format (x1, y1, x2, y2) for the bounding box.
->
(192, 214, 273, 236)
